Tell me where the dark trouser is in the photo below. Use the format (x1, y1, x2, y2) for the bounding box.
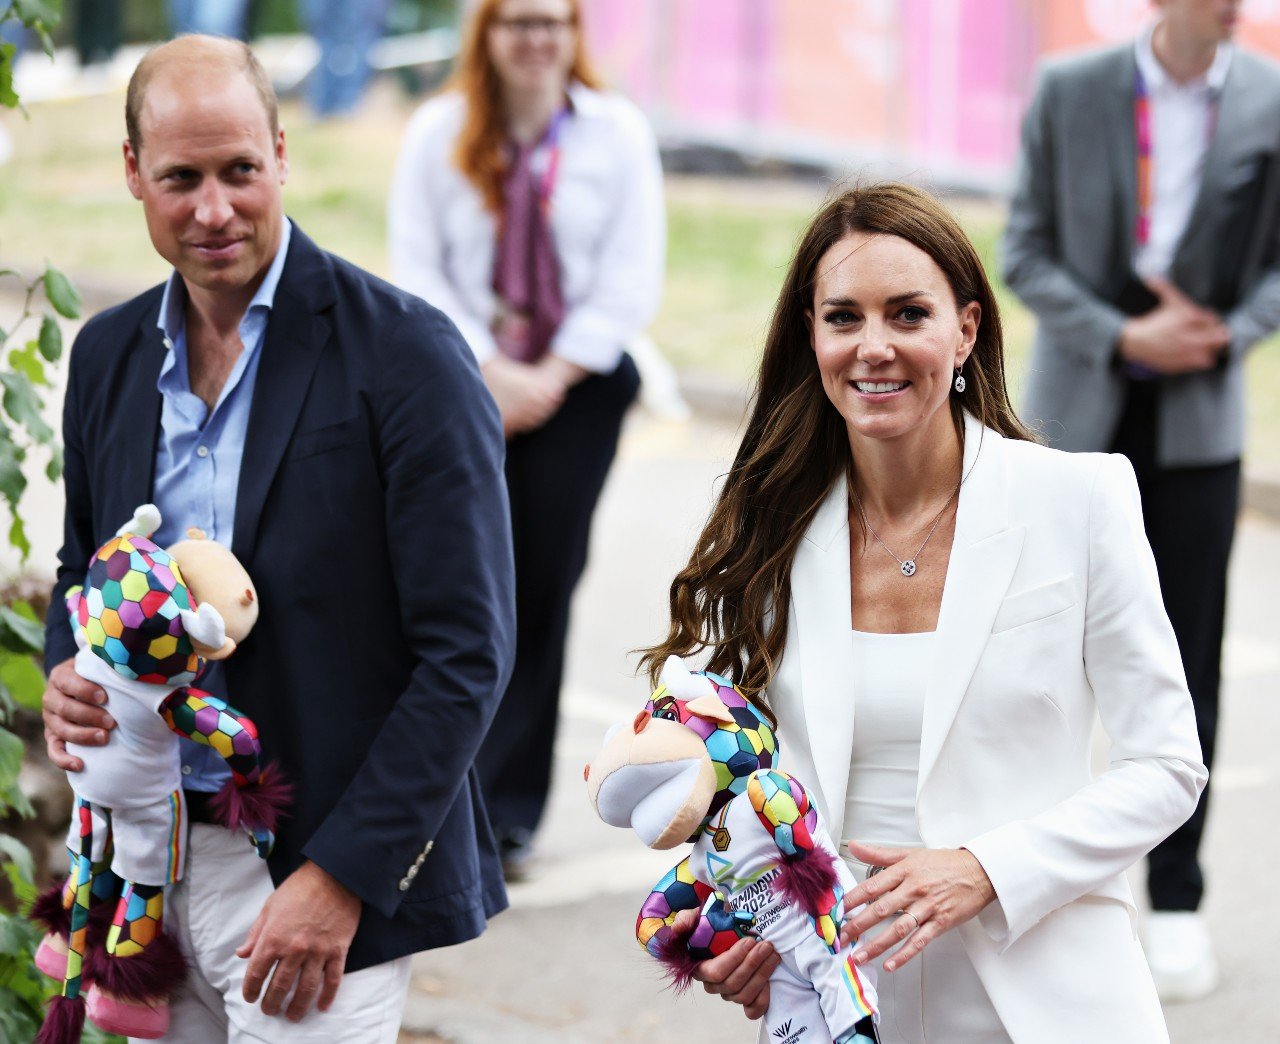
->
(1109, 381, 1240, 912)
(475, 355, 640, 837)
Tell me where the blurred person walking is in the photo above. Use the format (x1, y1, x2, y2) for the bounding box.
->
(301, 0, 389, 118)
(169, 0, 250, 40)
(1003, 0, 1280, 1001)
(389, 0, 664, 877)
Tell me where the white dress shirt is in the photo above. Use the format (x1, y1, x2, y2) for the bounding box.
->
(1133, 25, 1233, 279)
(388, 82, 666, 373)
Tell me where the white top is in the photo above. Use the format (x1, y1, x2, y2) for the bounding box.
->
(1132, 24, 1233, 280)
(388, 82, 666, 373)
(841, 630, 933, 850)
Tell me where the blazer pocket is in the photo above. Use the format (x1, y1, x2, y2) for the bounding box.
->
(287, 418, 361, 461)
(991, 575, 1077, 635)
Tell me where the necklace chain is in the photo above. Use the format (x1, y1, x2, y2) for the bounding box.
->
(853, 485, 960, 578)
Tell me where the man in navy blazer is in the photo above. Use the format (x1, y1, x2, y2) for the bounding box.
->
(40, 36, 514, 1038)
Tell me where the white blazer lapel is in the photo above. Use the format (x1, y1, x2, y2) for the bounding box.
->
(918, 417, 1025, 794)
(791, 477, 857, 826)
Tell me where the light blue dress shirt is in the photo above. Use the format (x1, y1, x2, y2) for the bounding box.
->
(153, 220, 292, 792)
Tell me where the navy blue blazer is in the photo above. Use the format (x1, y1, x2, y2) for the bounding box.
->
(45, 226, 516, 970)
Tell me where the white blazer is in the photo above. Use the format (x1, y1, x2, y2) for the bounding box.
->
(769, 413, 1207, 1044)
(387, 82, 666, 374)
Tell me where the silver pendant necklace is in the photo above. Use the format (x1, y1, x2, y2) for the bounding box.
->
(853, 485, 960, 578)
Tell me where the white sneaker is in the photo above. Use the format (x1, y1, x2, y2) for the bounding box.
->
(1142, 911, 1219, 1003)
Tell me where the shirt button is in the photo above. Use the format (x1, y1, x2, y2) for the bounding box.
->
(181, 765, 192, 776)
(196, 446, 210, 458)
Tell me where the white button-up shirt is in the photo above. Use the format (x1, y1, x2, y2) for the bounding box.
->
(1133, 25, 1233, 279)
(388, 82, 665, 373)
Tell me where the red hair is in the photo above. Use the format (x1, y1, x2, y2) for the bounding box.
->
(447, 0, 603, 214)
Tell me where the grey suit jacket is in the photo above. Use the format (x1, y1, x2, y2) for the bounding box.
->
(1003, 42, 1280, 466)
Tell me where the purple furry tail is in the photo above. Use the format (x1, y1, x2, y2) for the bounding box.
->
(653, 924, 700, 995)
(30, 880, 71, 935)
(773, 846, 839, 915)
(37, 995, 85, 1044)
(89, 929, 188, 1002)
(209, 762, 293, 834)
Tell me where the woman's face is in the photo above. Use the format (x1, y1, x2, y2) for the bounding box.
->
(487, 0, 577, 96)
(807, 231, 978, 448)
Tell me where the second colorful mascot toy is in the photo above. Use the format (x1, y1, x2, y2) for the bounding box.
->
(32, 505, 289, 1043)
(586, 656, 879, 1044)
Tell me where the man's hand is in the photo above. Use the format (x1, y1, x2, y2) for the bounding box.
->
(672, 909, 778, 1020)
(42, 657, 113, 771)
(1118, 277, 1231, 375)
(839, 841, 995, 972)
(237, 860, 362, 1022)
(481, 356, 566, 437)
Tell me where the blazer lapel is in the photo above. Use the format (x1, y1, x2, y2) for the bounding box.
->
(1105, 47, 1140, 270)
(232, 229, 334, 563)
(792, 477, 857, 826)
(918, 416, 1024, 793)
(113, 310, 166, 526)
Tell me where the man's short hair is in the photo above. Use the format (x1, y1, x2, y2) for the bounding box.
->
(125, 36, 279, 155)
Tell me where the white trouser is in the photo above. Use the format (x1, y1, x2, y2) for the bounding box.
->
(133, 823, 412, 1044)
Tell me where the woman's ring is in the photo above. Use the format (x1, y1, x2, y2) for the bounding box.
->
(900, 910, 921, 932)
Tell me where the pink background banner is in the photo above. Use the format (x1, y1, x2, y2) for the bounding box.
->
(582, 0, 1280, 188)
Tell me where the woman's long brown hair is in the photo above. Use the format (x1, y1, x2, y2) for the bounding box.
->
(447, 0, 603, 214)
(639, 183, 1035, 709)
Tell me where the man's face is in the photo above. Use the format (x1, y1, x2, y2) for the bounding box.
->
(124, 71, 287, 298)
(1156, 0, 1241, 45)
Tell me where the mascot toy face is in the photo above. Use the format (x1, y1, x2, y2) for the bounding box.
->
(71, 534, 201, 686)
(586, 657, 777, 849)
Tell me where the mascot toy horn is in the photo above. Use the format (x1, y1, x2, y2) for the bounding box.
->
(586, 656, 879, 1044)
(31, 505, 289, 1043)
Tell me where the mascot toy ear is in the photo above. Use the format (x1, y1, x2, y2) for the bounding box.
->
(180, 602, 237, 661)
(116, 503, 162, 538)
(659, 655, 734, 723)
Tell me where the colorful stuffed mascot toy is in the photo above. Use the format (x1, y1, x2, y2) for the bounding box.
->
(586, 656, 879, 1044)
(31, 505, 289, 1043)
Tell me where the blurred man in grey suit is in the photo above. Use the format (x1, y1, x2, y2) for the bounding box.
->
(1004, 0, 1280, 1002)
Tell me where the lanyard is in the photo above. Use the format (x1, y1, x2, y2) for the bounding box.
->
(1133, 66, 1220, 248)
(534, 106, 571, 213)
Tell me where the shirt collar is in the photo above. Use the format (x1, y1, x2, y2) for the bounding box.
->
(1136, 23, 1233, 95)
(156, 218, 293, 345)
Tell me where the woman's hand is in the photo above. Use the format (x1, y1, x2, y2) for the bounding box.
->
(840, 840, 996, 972)
(481, 356, 565, 437)
(672, 909, 779, 1020)
(42, 657, 113, 771)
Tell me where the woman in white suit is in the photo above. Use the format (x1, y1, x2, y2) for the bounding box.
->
(643, 184, 1205, 1043)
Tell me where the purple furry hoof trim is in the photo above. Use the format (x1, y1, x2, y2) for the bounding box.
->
(654, 924, 700, 994)
(86, 987, 170, 1039)
(35, 933, 68, 980)
(29, 879, 71, 935)
(36, 994, 86, 1044)
(209, 761, 293, 833)
(91, 931, 187, 1002)
(773, 846, 839, 915)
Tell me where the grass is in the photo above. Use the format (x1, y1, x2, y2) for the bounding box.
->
(3, 86, 1279, 468)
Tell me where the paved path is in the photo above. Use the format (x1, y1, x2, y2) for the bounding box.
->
(403, 411, 1280, 1044)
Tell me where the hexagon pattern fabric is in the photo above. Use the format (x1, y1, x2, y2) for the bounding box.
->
(71, 534, 200, 686)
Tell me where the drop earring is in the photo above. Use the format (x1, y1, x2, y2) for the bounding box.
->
(953, 367, 966, 393)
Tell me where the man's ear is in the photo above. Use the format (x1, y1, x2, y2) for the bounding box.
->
(124, 139, 143, 201)
(276, 128, 289, 185)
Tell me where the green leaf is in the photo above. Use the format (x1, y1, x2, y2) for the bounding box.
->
(9, 514, 29, 561)
(0, 834, 35, 890)
(0, 42, 16, 110)
(0, 370, 54, 444)
(12, 0, 62, 29)
(0, 725, 32, 818)
(42, 264, 81, 320)
(37, 314, 61, 362)
(0, 605, 46, 653)
(45, 441, 63, 482)
(12, 342, 48, 387)
(0, 436, 27, 511)
(0, 653, 44, 711)
(0, 675, 13, 719)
